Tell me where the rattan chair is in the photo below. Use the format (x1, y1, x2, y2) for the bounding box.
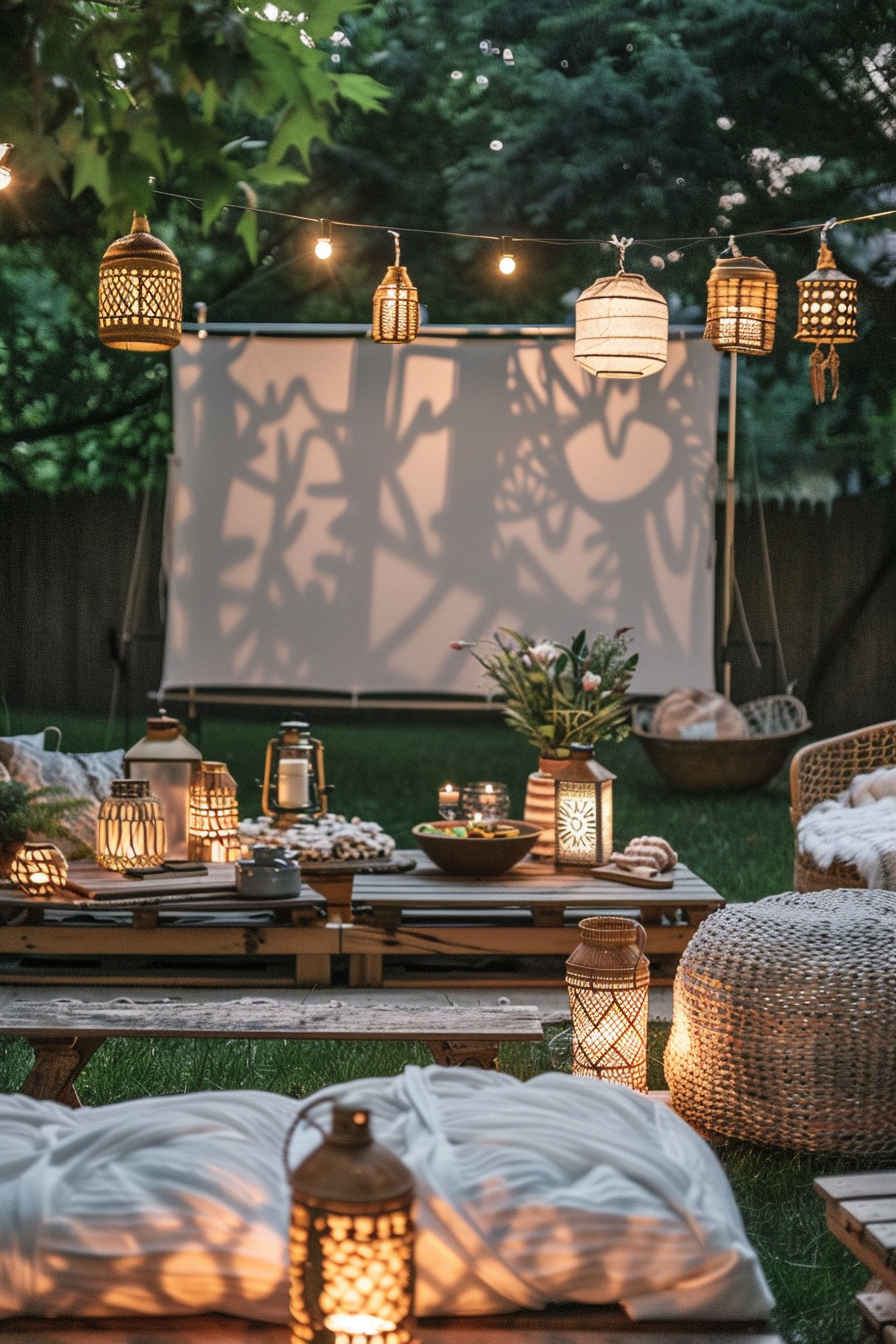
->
(790, 720, 896, 891)
(665, 889, 896, 1153)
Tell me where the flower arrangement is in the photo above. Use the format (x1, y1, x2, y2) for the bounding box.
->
(452, 628, 638, 759)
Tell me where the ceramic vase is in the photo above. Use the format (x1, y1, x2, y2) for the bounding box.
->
(523, 758, 566, 859)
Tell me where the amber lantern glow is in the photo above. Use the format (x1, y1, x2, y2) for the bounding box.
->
(566, 916, 650, 1091)
(262, 720, 328, 823)
(372, 232, 419, 345)
(98, 212, 182, 351)
(286, 1105, 416, 1344)
(96, 779, 166, 871)
(9, 841, 69, 897)
(795, 239, 858, 403)
(188, 762, 241, 862)
(553, 744, 615, 867)
(704, 248, 778, 356)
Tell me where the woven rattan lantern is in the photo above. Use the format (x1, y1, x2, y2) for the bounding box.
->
(96, 779, 166, 871)
(553, 744, 615, 867)
(98, 213, 182, 351)
(566, 916, 650, 1091)
(574, 239, 668, 378)
(0, 144, 12, 191)
(287, 1105, 416, 1344)
(372, 232, 419, 345)
(795, 237, 858, 404)
(704, 246, 777, 355)
(9, 841, 68, 897)
(188, 761, 240, 863)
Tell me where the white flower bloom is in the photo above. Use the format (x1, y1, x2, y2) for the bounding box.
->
(530, 641, 561, 667)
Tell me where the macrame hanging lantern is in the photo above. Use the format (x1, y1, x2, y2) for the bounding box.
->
(704, 245, 778, 356)
(372, 231, 419, 344)
(98, 212, 182, 351)
(795, 229, 858, 404)
(574, 236, 668, 378)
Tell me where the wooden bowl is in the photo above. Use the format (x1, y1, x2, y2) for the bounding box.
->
(412, 821, 541, 876)
(631, 722, 810, 792)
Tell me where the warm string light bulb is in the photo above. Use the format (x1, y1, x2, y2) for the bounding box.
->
(315, 220, 333, 260)
(0, 144, 13, 191)
(498, 238, 516, 274)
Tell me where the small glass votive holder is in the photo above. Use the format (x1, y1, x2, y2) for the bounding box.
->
(461, 781, 510, 821)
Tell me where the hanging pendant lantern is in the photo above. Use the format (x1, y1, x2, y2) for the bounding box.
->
(704, 241, 777, 356)
(372, 231, 420, 344)
(795, 226, 858, 404)
(98, 212, 182, 351)
(574, 237, 668, 378)
(286, 1105, 416, 1344)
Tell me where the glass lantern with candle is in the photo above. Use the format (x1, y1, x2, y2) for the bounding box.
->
(437, 783, 461, 821)
(460, 782, 510, 822)
(188, 762, 241, 862)
(553, 744, 615, 867)
(286, 1105, 416, 1344)
(96, 779, 166, 871)
(124, 711, 202, 859)
(263, 721, 329, 824)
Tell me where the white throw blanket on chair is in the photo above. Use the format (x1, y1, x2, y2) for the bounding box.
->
(797, 767, 896, 888)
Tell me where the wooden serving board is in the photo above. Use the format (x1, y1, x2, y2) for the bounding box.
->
(590, 864, 675, 890)
(63, 862, 238, 901)
(302, 855, 416, 877)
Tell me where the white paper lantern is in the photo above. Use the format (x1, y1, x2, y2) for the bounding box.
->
(574, 271, 668, 378)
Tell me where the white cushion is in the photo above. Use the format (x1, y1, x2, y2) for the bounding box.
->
(847, 766, 896, 808)
(0, 742, 124, 845)
(0, 1068, 773, 1323)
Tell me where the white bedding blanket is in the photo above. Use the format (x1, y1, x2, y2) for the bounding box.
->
(797, 794, 896, 888)
(0, 1067, 773, 1323)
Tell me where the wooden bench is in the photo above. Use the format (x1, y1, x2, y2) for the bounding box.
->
(0, 1310, 784, 1341)
(815, 1171, 896, 1341)
(0, 998, 543, 1107)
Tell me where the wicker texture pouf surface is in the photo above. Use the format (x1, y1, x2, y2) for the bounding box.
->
(664, 889, 896, 1153)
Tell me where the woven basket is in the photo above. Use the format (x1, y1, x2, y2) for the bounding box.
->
(790, 720, 896, 891)
(633, 694, 810, 792)
(665, 890, 896, 1153)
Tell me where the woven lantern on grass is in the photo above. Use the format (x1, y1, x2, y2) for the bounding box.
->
(704, 246, 778, 355)
(188, 762, 240, 863)
(574, 238, 668, 378)
(9, 841, 69, 898)
(96, 779, 166, 871)
(372, 232, 419, 345)
(566, 915, 650, 1091)
(98, 213, 182, 351)
(795, 238, 858, 404)
(286, 1105, 416, 1344)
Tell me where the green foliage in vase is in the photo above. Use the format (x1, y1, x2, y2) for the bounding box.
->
(0, 780, 89, 847)
(453, 629, 638, 758)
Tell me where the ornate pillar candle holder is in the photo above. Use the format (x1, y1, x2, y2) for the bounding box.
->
(553, 744, 615, 866)
(188, 762, 241, 863)
(566, 916, 650, 1091)
(96, 779, 166, 871)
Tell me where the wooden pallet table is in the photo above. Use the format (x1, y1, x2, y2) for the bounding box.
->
(815, 1171, 896, 1341)
(342, 852, 723, 987)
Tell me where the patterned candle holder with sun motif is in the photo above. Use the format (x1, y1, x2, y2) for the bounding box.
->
(553, 744, 615, 867)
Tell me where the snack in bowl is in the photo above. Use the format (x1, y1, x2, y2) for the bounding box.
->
(412, 820, 541, 877)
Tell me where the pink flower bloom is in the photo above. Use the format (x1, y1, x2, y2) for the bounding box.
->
(449, 641, 467, 649)
(582, 671, 602, 692)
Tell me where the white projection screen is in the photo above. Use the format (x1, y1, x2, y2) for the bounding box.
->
(163, 331, 719, 698)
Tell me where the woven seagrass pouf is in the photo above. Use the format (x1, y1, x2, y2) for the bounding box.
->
(664, 889, 896, 1153)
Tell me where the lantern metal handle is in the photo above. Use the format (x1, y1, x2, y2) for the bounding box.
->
(282, 1095, 333, 1179)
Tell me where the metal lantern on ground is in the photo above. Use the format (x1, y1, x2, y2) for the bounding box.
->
(9, 841, 68, 897)
(372, 232, 419, 345)
(287, 1105, 416, 1344)
(574, 237, 668, 378)
(96, 779, 166, 871)
(125, 711, 202, 859)
(263, 720, 329, 824)
(188, 762, 241, 863)
(98, 212, 182, 351)
(553, 744, 615, 867)
(566, 916, 650, 1091)
(795, 236, 858, 404)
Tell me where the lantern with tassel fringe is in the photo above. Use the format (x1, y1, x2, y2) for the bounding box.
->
(795, 231, 857, 404)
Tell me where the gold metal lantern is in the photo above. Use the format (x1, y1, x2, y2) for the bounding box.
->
(553, 744, 615, 867)
(287, 1105, 416, 1344)
(96, 779, 166, 871)
(98, 213, 182, 351)
(574, 238, 668, 378)
(9, 841, 69, 897)
(188, 762, 240, 863)
(372, 232, 419, 345)
(795, 237, 858, 404)
(704, 246, 778, 356)
(262, 720, 329, 824)
(566, 916, 650, 1091)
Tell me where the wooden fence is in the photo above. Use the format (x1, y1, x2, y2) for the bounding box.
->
(1, 484, 894, 736)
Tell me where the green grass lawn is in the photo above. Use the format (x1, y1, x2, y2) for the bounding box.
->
(0, 708, 877, 1344)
